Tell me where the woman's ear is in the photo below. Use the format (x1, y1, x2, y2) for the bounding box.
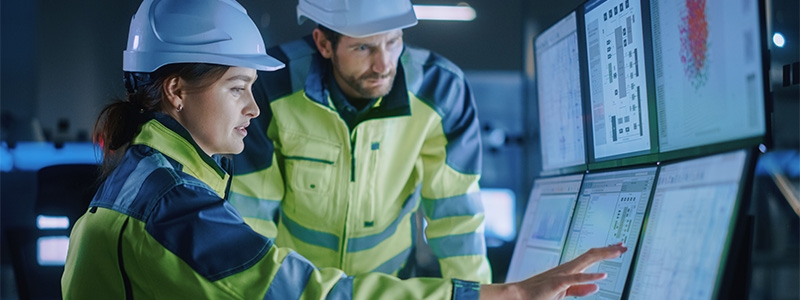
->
(163, 76, 184, 112)
(312, 28, 334, 59)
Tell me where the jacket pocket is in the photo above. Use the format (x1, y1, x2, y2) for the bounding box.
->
(283, 142, 339, 195)
(281, 132, 341, 220)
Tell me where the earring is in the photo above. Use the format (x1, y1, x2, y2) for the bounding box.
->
(177, 104, 183, 112)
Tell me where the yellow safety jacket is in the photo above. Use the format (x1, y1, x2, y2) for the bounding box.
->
(231, 36, 492, 283)
(62, 114, 481, 299)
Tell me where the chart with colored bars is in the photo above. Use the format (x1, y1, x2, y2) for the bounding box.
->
(585, 0, 652, 160)
(560, 167, 656, 299)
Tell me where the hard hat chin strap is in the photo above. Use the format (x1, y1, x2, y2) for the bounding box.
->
(124, 72, 154, 94)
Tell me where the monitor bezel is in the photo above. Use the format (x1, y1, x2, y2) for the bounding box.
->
(533, 9, 591, 177)
(557, 162, 660, 298)
(582, 0, 661, 167)
(505, 173, 585, 283)
(620, 147, 760, 299)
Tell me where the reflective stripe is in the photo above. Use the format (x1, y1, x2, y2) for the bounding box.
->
(421, 192, 483, 220)
(228, 192, 280, 221)
(281, 211, 339, 251)
(115, 154, 164, 210)
(346, 192, 419, 252)
(370, 246, 412, 274)
(325, 274, 354, 300)
(451, 279, 481, 300)
(265, 251, 315, 300)
(428, 232, 486, 258)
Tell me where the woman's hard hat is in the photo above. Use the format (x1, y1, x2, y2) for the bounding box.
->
(123, 0, 284, 72)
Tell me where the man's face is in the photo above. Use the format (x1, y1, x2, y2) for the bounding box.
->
(324, 29, 404, 100)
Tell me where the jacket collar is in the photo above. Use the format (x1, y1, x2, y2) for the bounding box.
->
(132, 113, 231, 197)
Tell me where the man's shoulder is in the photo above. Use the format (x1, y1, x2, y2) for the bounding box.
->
(254, 36, 318, 102)
(402, 44, 465, 79)
(267, 35, 318, 62)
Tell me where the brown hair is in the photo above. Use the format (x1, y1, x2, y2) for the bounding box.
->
(94, 63, 229, 179)
(318, 24, 342, 52)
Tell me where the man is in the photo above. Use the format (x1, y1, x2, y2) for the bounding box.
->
(231, 0, 490, 283)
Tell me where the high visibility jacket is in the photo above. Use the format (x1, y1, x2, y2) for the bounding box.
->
(231, 36, 491, 283)
(62, 114, 481, 299)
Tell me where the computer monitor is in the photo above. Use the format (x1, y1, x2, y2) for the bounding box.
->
(583, 0, 657, 163)
(650, 0, 766, 157)
(506, 174, 584, 283)
(559, 165, 657, 299)
(625, 149, 750, 300)
(534, 11, 588, 175)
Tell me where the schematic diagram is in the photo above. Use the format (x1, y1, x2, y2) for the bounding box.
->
(585, 0, 652, 159)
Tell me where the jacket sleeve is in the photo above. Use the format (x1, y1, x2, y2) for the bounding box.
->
(230, 73, 284, 239)
(258, 245, 482, 300)
(63, 185, 481, 300)
(418, 74, 492, 284)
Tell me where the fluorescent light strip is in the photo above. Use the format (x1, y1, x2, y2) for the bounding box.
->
(37, 215, 70, 230)
(413, 5, 476, 21)
(38, 236, 70, 266)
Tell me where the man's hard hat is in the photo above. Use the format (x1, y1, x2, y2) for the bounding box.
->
(123, 0, 285, 73)
(297, 0, 418, 38)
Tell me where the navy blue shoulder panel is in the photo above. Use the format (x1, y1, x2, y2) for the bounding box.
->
(146, 181, 272, 281)
(403, 45, 483, 175)
(90, 145, 272, 281)
(89, 145, 179, 219)
(252, 35, 318, 105)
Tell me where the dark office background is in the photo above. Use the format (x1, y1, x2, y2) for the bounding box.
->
(1, 0, 797, 299)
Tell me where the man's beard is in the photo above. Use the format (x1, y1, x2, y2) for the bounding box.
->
(332, 57, 396, 99)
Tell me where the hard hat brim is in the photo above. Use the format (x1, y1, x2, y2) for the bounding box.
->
(123, 51, 285, 73)
(297, 7, 418, 38)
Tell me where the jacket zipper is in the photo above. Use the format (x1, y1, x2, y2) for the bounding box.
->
(117, 218, 134, 299)
(350, 130, 357, 182)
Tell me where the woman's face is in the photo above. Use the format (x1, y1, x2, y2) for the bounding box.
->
(177, 67, 259, 156)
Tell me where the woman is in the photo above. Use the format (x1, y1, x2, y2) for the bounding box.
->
(62, 0, 625, 299)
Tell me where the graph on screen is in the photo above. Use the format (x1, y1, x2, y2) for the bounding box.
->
(506, 174, 583, 283)
(584, 0, 653, 161)
(651, 0, 765, 153)
(560, 166, 656, 299)
(626, 150, 747, 300)
(535, 11, 587, 172)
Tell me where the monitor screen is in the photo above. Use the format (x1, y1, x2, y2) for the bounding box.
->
(535, 11, 587, 173)
(584, 0, 655, 161)
(560, 166, 657, 299)
(651, 0, 765, 154)
(626, 149, 749, 300)
(506, 174, 584, 283)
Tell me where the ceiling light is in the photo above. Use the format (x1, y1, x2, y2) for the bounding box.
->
(773, 32, 785, 48)
(413, 4, 476, 21)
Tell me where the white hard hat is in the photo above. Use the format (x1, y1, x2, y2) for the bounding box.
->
(123, 0, 285, 73)
(297, 0, 418, 38)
